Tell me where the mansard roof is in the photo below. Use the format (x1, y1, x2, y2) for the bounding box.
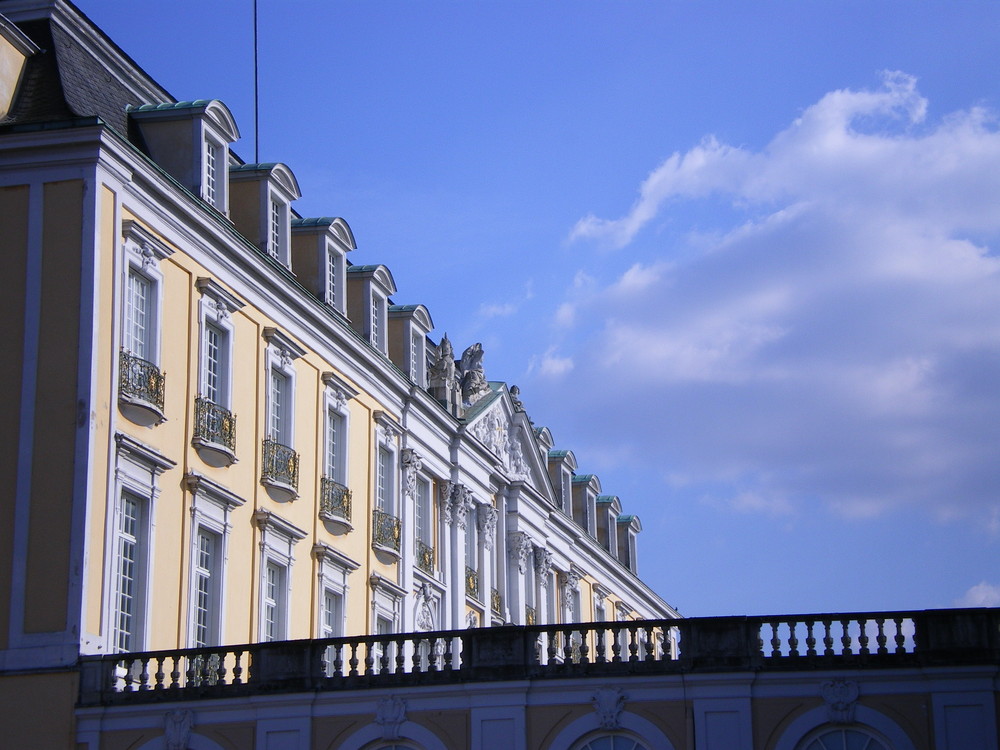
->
(291, 216, 357, 250)
(347, 263, 397, 295)
(388, 304, 434, 331)
(230, 162, 302, 200)
(130, 99, 240, 141)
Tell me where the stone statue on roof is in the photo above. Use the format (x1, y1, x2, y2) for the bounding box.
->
(459, 342, 490, 407)
(428, 334, 462, 415)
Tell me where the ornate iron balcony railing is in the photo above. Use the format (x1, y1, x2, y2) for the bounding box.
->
(372, 509, 401, 552)
(78, 608, 1000, 706)
(319, 478, 351, 522)
(193, 397, 236, 451)
(465, 566, 480, 600)
(525, 606, 537, 626)
(119, 349, 165, 410)
(416, 539, 434, 573)
(261, 438, 298, 490)
(491, 588, 502, 615)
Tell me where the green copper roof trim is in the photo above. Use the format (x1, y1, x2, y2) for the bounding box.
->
(572, 474, 597, 483)
(291, 217, 338, 228)
(130, 99, 214, 112)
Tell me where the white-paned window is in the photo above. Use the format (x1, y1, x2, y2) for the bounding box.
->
(410, 332, 425, 386)
(325, 408, 346, 483)
(465, 512, 478, 571)
(269, 369, 289, 444)
(415, 478, 431, 546)
(370, 294, 383, 350)
(192, 529, 221, 647)
(376, 446, 392, 513)
(326, 244, 340, 308)
(263, 561, 286, 642)
(204, 138, 218, 206)
(204, 322, 225, 404)
(123, 270, 151, 359)
(112, 490, 146, 653)
(268, 199, 282, 260)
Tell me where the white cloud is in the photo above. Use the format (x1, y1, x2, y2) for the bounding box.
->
(538, 350, 574, 377)
(540, 73, 1000, 523)
(955, 582, 1000, 607)
(478, 302, 516, 318)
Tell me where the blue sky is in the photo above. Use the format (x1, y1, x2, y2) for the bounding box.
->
(83, 0, 1000, 617)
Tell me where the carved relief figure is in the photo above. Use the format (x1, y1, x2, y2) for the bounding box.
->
(428, 334, 456, 390)
(477, 503, 499, 551)
(459, 342, 491, 406)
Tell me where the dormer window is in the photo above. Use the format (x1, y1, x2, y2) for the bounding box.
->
(230, 163, 301, 269)
(130, 100, 239, 214)
(346, 264, 397, 355)
(388, 304, 433, 384)
(290, 217, 356, 315)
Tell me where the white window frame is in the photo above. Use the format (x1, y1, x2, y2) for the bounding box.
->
(313, 542, 359, 672)
(120, 221, 172, 364)
(184, 473, 244, 648)
(415, 476, 432, 547)
(254, 509, 306, 643)
(263, 328, 304, 449)
(195, 279, 242, 410)
(410, 331, 425, 387)
(369, 291, 386, 352)
(105, 435, 175, 653)
(202, 134, 227, 211)
(324, 239, 346, 312)
(376, 444, 394, 514)
(324, 393, 349, 485)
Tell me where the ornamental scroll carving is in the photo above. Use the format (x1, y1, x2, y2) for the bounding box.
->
(821, 679, 860, 724)
(471, 405, 529, 480)
(561, 567, 583, 610)
(592, 687, 627, 730)
(401, 449, 422, 499)
(438, 480, 454, 523)
(534, 546, 553, 586)
(453, 485, 473, 530)
(164, 710, 194, 750)
(375, 696, 407, 741)
(477, 503, 498, 551)
(509, 531, 533, 574)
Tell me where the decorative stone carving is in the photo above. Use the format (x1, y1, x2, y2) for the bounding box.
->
(414, 583, 435, 631)
(376, 696, 407, 741)
(561, 567, 583, 610)
(472, 406, 508, 459)
(508, 430, 529, 480)
(466, 610, 480, 629)
(459, 342, 491, 406)
(164, 710, 193, 750)
(592, 687, 627, 730)
(534, 546, 553, 586)
(822, 679, 860, 724)
(453, 485, 473, 530)
(401, 449, 422, 499)
(439, 480, 454, 523)
(509, 384, 524, 411)
(477, 503, 499, 551)
(429, 334, 457, 392)
(509, 531, 533, 574)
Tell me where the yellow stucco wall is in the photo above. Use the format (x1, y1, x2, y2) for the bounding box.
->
(0, 671, 78, 748)
(0, 33, 28, 121)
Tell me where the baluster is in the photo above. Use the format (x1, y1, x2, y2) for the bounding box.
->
(232, 650, 243, 685)
(595, 628, 607, 664)
(611, 626, 622, 662)
(333, 643, 343, 677)
(788, 620, 799, 657)
(411, 640, 422, 674)
(580, 630, 590, 664)
(154, 655, 165, 689)
(858, 618, 870, 655)
(395, 636, 406, 674)
(122, 659, 135, 692)
(770, 621, 781, 657)
(628, 626, 639, 662)
(349, 642, 360, 676)
(186, 655, 197, 686)
(170, 655, 181, 689)
(364, 642, 375, 676)
(139, 657, 150, 689)
(875, 618, 887, 655)
(805, 620, 817, 656)
(545, 631, 557, 665)
(893, 617, 906, 653)
(840, 618, 852, 655)
(822, 619, 834, 656)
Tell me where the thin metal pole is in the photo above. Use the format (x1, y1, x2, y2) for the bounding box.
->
(253, 0, 260, 163)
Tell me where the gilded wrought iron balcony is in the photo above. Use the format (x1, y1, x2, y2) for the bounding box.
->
(261, 438, 298, 497)
(466, 566, 480, 600)
(372, 509, 401, 553)
(319, 478, 351, 522)
(193, 398, 236, 451)
(119, 349, 165, 411)
(525, 605, 537, 626)
(491, 588, 502, 615)
(416, 539, 434, 573)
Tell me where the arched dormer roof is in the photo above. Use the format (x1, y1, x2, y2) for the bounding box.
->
(231, 162, 301, 201)
(572, 473, 602, 494)
(130, 99, 240, 142)
(547, 448, 578, 471)
(597, 494, 623, 514)
(347, 264, 397, 295)
(292, 216, 357, 250)
(388, 303, 433, 331)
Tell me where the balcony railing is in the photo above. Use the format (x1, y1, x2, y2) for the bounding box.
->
(261, 438, 298, 490)
(372, 509, 401, 552)
(193, 397, 236, 451)
(319, 478, 351, 522)
(78, 608, 1000, 706)
(416, 539, 434, 573)
(465, 566, 480, 600)
(119, 350, 164, 410)
(491, 588, 502, 615)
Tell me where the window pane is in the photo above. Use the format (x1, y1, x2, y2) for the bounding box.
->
(124, 271, 150, 358)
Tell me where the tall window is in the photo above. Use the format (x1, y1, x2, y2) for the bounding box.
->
(123, 270, 151, 359)
(415, 478, 431, 546)
(326, 247, 339, 308)
(204, 138, 218, 206)
(113, 491, 146, 653)
(204, 322, 225, 404)
(410, 332, 424, 386)
(263, 561, 286, 642)
(371, 294, 383, 349)
(325, 409, 345, 483)
(376, 446, 392, 513)
(268, 199, 282, 259)
(192, 529, 220, 647)
(269, 370, 288, 443)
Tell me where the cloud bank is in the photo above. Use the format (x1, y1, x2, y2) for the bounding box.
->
(555, 72, 1000, 522)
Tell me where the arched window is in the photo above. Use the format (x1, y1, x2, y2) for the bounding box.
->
(571, 733, 651, 750)
(797, 726, 891, 750)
